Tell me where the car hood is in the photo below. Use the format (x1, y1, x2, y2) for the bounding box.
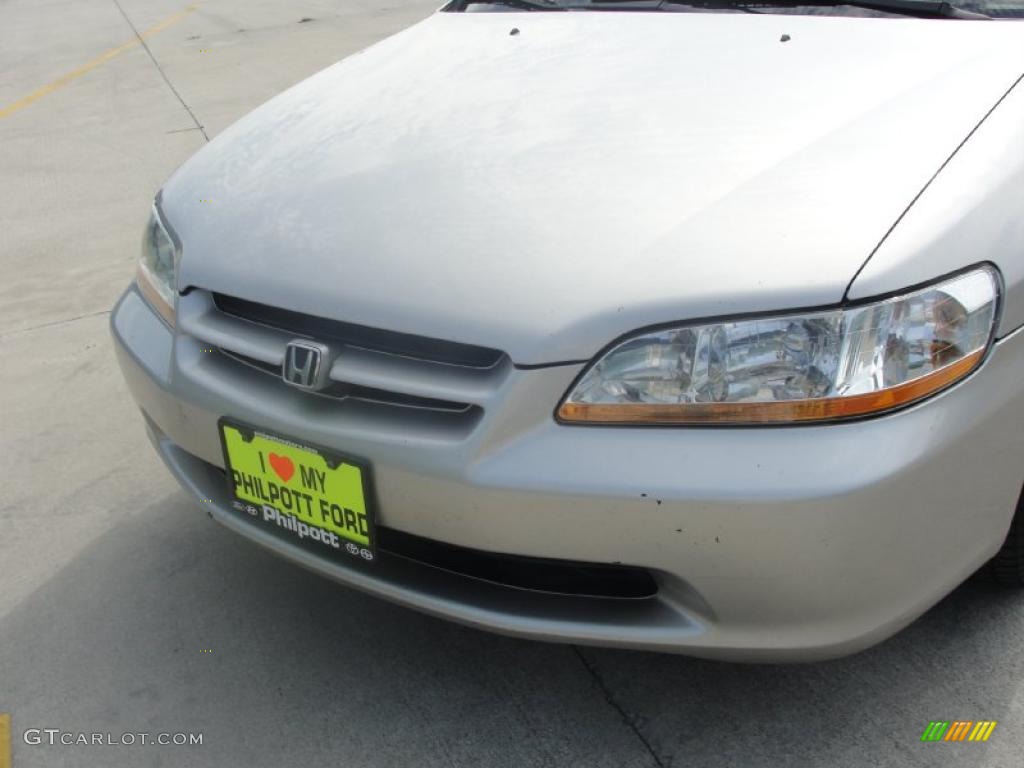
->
(165, 12, 1024, 365)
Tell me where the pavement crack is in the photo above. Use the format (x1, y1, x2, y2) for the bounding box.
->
(0, 310, 112, 339)
(573, 646, 666, 768)
(110, 0, 209, 142)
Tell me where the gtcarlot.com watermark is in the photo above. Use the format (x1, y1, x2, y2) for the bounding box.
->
(0, 713, 202, 765)
(23, 727, 202, 747)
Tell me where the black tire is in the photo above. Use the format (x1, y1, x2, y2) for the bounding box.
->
(990, 492, 1024, 586)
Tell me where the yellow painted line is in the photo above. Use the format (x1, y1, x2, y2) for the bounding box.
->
(0, 3, 198, 119)
(0, 713, 10, 768)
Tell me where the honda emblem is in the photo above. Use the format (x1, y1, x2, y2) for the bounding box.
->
(282, 340, 331, 391)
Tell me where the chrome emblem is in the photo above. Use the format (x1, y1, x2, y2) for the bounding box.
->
(283, 340, 331, 391)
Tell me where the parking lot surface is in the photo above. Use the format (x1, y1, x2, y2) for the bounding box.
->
(1, 1, 1022, 766)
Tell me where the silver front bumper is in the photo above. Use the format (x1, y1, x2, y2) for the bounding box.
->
(112, 285, 1024, 660)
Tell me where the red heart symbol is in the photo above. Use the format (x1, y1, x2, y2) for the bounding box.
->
(268, 453, 294, 483)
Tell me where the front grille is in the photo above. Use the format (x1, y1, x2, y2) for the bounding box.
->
(177, 289, 510, 435)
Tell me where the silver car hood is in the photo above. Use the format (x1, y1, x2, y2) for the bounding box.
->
(165, 12, 1024, 365)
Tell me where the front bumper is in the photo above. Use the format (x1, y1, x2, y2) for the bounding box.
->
(112, 285, 1024, 660)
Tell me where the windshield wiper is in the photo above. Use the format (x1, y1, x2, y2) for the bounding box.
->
(455, 0, 991, 15)
(578, 0, 989, 15)
(454, 0, 566, 10)
(591, 0, 762, 8)
(658, 0, 991, 17)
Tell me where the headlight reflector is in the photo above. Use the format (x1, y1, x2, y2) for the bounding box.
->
(558, 267, 999, 425)
(137, 206, 177, 326)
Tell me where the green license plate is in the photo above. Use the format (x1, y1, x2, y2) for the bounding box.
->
(219, 419, 376, 562)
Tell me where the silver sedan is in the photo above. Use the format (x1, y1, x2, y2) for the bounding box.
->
(112, 0, 1024, 660)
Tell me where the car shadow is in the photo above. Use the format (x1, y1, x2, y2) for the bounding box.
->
(1, 490, 1020, 768)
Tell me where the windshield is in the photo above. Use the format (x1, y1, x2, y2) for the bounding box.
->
(450, 0, 1024, 18)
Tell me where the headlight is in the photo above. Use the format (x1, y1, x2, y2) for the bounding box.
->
(137, 205, 178, 326)
(558, 266, 1000, 425)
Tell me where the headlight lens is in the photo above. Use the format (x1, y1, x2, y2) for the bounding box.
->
(137, 205, 177, 326)
(558, 266, 999, 425)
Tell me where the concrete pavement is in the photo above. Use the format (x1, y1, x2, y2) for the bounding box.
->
(1, 1, 1021, 766)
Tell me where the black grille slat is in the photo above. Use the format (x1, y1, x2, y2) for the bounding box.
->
(378, 528, 658, 600)
(213, 293, 504, 369)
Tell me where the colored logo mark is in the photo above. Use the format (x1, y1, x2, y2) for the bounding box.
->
(921, 720, 997, 742)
